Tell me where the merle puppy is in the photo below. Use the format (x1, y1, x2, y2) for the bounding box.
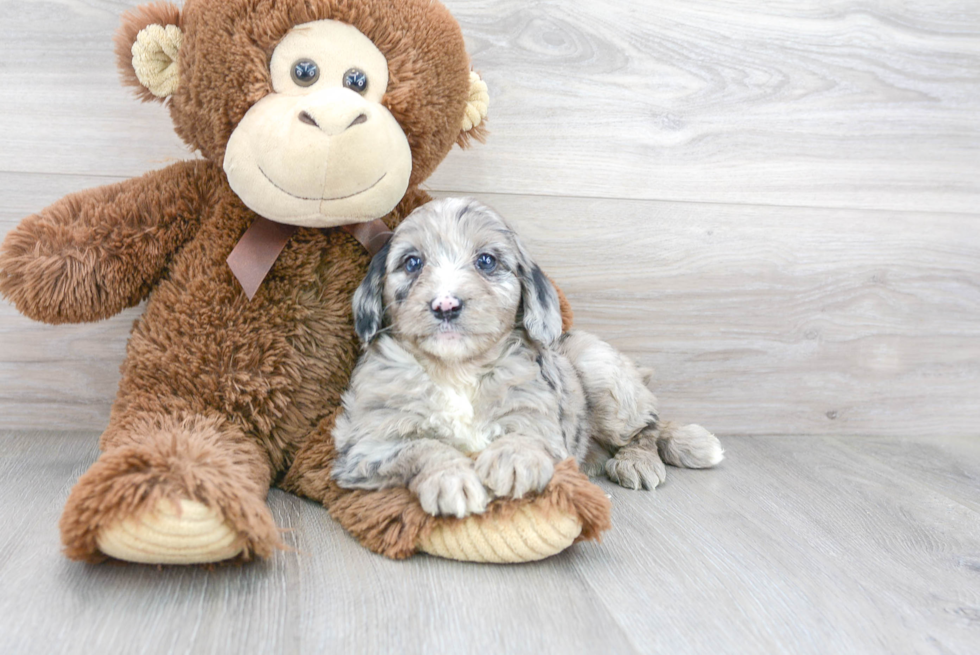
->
(331, 198, 723, 517)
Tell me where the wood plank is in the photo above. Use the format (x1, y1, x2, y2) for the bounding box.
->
(0, 0, 977, 212)
(0, 430, 636, 655)
(0, 0, 192, 175)
(1, 431, 978, 653)
(832, 435, 980, 514)
(284, 494, 636, 654)
(5, 175, 977, 437)
(434, 0, 980, 212)
(571, 435, 980, 655)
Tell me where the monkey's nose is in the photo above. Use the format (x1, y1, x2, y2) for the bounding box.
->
(298, 110, 368, 133)
(431, 294, 463, 321)
(298, 111, 318, 127)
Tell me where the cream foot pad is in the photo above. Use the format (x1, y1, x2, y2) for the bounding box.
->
(97, 499, 242, 564)
(417, 505, 583, 563)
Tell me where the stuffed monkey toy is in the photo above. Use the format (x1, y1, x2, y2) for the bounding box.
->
(0, 0, 610, 564)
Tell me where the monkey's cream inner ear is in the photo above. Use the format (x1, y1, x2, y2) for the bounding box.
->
(223, 19, 412, 228)
(132, 24, 183, 98)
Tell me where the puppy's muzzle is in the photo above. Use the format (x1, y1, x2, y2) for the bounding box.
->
(431, 294, 463, 321)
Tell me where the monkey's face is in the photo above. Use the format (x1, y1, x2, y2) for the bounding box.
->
(117, 0, 486, 229)
(222, 20, 412, 227)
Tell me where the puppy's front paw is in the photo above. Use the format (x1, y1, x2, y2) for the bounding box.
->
(580, 440, 612, 478)
(411, 464, 489, 518)
(475, 439, 556, 499)
(605, 447, 667, 490)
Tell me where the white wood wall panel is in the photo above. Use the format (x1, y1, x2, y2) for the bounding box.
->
(1, 1, 977, 211)
(0, 0, 978, 437)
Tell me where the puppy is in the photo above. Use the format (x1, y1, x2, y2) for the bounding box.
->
(331, 198, 723, 518)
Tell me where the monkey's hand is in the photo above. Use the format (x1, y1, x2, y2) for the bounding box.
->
(0, 160, 217, 324)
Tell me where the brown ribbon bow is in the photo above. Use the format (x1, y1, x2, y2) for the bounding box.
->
(226, 217, 392, 300)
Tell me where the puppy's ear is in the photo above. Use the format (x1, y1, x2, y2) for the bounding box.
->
(515, 244, 563, 347)
(352, 242, 390, 344)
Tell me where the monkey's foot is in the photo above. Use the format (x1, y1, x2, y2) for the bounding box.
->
(96, 498, 242, 565)
(418, 504, 582, 563)
(60, 413, 281, 564)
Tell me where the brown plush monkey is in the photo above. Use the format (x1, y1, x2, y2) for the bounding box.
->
(0, 0, 609, 564)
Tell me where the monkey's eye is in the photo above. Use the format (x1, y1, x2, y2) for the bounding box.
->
(403, 255, 423, 274)
(475, 253, 497, 273)
(291, 59, 320, 87)
(343, 68, 369, 94)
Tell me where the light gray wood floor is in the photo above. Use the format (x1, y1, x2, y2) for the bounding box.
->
(1, 0, 979, 653)
(1, 431, 978, 655)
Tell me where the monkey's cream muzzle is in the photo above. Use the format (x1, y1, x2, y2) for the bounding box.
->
(223, 86, 412, 227)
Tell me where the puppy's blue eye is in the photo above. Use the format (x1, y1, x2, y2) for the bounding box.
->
(475, 253, 497, 273)
(291, 59, 320, 87)
(404, 255, 423, 274)
(343, 68, 368, 94)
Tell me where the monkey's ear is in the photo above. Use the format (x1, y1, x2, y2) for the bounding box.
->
(456, 71, 489, 148)
(352, 242, 391, 345)
(115, 2, 183, 103)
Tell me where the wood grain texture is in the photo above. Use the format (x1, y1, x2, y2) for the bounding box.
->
(1, 0, 979, 435)
(1, 431, 978, 654)
(432, 0, 980, 212)
(1, 1, 978, 651)
(577, 435, 980, 655)
(3, 175, 977, 436)
(0, 0, 977, 212)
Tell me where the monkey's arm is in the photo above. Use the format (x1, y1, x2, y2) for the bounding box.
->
(0, 160, 219, 324)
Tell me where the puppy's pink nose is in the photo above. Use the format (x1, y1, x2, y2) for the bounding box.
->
(431, 294, 463, 321)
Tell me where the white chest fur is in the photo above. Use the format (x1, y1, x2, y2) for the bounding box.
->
(422, 378, 498, 454)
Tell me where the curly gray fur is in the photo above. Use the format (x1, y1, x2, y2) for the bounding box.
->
(332, 198, 723, 517)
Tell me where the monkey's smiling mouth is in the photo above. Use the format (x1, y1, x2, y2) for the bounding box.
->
(258, 167, 387, 202)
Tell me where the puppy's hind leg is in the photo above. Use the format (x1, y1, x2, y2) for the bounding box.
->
(559, 330, 669, 489)
(560, 330, 723, 490)
(606, 420, 724, 490)
(559, 330, 659, 448)
(604, 427, 667, 490)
